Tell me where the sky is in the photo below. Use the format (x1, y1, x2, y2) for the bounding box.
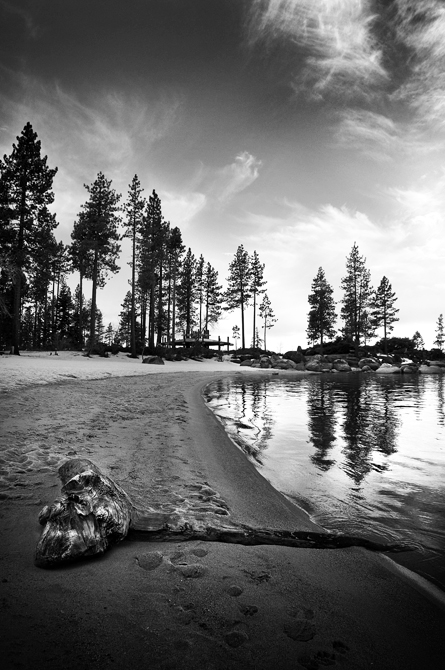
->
(1, 0, 445, 352)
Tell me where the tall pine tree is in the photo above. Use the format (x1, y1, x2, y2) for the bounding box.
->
(224, 245, 251, 349)
(0, 122, 58, 354)
(203, 262, 223, 332)
(176, 248, 197, 337)
(370, 276, 399, 354)
(306, 267, 336, 353)
(258, 292, 277, 352)
(123, 175, 145, 357)
(166, 226, 184, 347)
(78, 172, 121, 351)
(340, 243, 373, 356)
(434, 314, 444, 351)
(250, 250, 266, 350)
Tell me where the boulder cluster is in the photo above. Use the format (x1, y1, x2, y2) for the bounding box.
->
(233, 351, 445, 374)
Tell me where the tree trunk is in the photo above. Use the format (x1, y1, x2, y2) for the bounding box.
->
(11, 277, 21, 355)
(252, 291, 256, 349)
(172, 263, 177, 349)
(156, 260, 163, 345)
(130, 225, 137, 357)
(33, 300, 38, 349)
(89, 249, 98, 352)
(79, 271, 84, 349)
(149, 285, 155, 350)
(241, 298, 245, 349)
(12, 180, 27, 355)
(384, 314, 388, 355)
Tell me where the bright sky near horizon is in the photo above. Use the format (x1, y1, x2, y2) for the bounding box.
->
(1, 0, 444, 351)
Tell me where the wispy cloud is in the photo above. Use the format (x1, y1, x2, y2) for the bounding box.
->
(160, 190, 207, 231)
(249, 1, 445, 163)
(0, 75, 180, 177)
(392, 0, 445, 132)
(0, 74, 182, 232)
(208, 151, 262, 203)
(335, 109, 399, 162)
(249, 0, 387, 103)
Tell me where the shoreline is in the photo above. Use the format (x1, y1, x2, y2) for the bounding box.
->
(1, 366, 445, 668)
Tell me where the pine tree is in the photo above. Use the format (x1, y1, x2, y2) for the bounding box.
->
(56, 280, 74, 344)
(203, 262, 223, 332)
(0, 122, 58, 354)
(105, 323, 115, 347)
(118, 291, 133, 348)
(166, 226, 184, 347)
(176, 248, 197, 337)
(49, 241, 70, 347)
(412, 331, 424, 351)
(196, 254, 206, 337)
(232, 324, 240, 350)
(259, 293, 277, 352)
(224, 245, 251, 349)
(370, 276, 399, 354)
(139, 190, 167, 349)
(252, 327, 263, 349)
(306, 267, 336, 353)
(70, 213, 94, 349)
(340, 243, 373, 356)
(250, 250, 266, 349)
(434, 314, 444, 351)
(27, 219, 58, 348)
(95, 309, 104, 343)
(78, 172, 121, 352)
(123, 175, 145, 357)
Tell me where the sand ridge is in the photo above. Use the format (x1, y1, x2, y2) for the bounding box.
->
(1, 363, 445, 668)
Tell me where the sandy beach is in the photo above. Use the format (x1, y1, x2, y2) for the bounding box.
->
(1, 352, 445, 669)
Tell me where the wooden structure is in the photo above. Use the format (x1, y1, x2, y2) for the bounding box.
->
(172, 330, 233, 352)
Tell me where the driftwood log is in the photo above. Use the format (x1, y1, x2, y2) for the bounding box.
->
(35, 459, 413, 568)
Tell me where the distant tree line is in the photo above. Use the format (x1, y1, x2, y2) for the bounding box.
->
(307, 243, 444, 356)
(0, 123, 277, 354)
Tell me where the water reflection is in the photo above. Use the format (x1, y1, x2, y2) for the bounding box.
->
(306, 380, 337, 471)
(207, 377, 275, 463)
(205, 373, 445, 588)
(340, 379, 399, 484)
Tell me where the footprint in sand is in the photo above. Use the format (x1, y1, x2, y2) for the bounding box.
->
(284, 606, 317, 642)
(225, 584, 244, 597)
(242, 569, 271, 584)
(225, 629, 249, 648)
(177, 564, 207, 579)
(298, 641, 350, 669)
(284, 619, 316, 642)
(191, 547, 208, 558)
(239, 604, 258, 616)
(136, 552, 164, 571)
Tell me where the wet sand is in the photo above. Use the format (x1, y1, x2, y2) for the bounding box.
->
(1, 359, 445, 669)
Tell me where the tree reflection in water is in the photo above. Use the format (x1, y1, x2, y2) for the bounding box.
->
(306, 380, 337, 471)
(205, 373, 445, 588)
(340, 378, 399, 484)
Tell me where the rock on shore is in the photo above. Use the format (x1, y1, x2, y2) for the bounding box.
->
(234, 352, 445, 374)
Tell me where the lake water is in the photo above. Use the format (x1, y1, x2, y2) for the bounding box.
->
(204, 373, 445, 590)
